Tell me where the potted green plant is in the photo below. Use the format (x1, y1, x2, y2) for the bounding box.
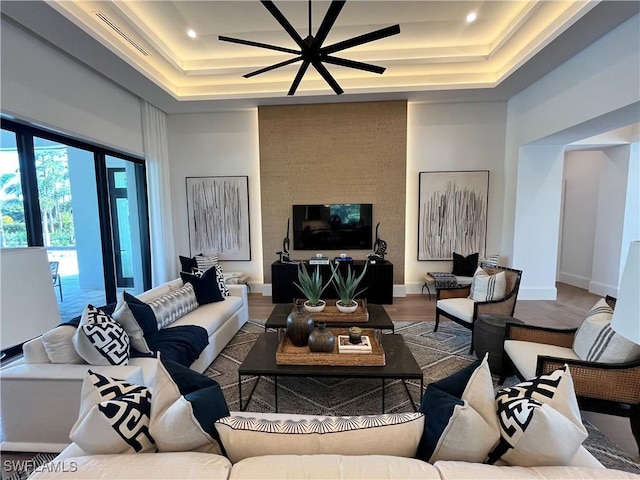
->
(293, 263, 331, 312)
(330, 262, 368, 313)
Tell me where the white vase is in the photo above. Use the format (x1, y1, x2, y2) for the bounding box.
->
(336, 300, 358, 313)
(304, 300, 326, 313)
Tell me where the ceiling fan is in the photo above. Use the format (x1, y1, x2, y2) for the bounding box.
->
(219, 0, 400, 96)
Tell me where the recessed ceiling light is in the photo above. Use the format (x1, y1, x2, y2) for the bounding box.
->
(187, 29, 197, 39)
(466, 12, 477, 23)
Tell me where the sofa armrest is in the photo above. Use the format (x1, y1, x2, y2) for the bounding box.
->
(505, 323, 577, 348)
(437, 285, 471, 300)
(536, 356, 640, 404)
(227, 284, 248, 306)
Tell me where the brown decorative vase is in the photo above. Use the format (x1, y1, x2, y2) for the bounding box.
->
(308, 322, 335, 353)
(286, 304, 314, 347)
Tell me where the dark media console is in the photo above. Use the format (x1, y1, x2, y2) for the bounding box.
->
(271, 260, 393, 305)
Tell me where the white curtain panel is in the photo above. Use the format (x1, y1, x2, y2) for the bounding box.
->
(141, 100, 177, 285)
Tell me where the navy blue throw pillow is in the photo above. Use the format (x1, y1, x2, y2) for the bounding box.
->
(123, 292, 158, 338)
(179, 254, 200, 273)
(181, 268, 223, 305)
(452, 252, 479, 277)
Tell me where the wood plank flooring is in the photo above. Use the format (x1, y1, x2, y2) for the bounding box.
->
(249, 283, 638, 459)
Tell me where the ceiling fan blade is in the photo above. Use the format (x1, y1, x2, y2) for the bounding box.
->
(321, 24, 400, 56)
(313, 1, 345, 48)
(312, 60, 343, 95)
(261, 0, 306, 49)
(322, 55, 386, 74)
(244, 57, 303, 78)
(288, 60, 311, 95)
(219, 35, 300, 55)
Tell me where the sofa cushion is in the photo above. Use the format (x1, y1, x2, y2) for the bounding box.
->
(573, 298, 640, 363)
(181, 268, 223, 305)
(29, 452, 232, 480)
(416, 354, 499, 463)
(168, 295, 242, 336)
(436, 298, 474, 323)
(147, 282, 198, 329)
(22, 336, 52, 363)
(469, 267, 506, 302)
(215, 412, 424, 464)
(42, 325, 85, 364)
(488, 366, 588, 466)
(150, 356, 229, 453)
(503, 340, 580, 379)
(112, 292, 155, 354)
(135, 284, 172, 304)
(452, 252, 479, 277)
(230, 455, 441, 480)
(433, 462, 639, 479)
(72, 305, 130, 366)
(70, 370, 156, 454)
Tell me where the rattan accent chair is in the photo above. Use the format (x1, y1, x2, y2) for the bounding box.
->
(434, 265, 522, 354)
(501, 321, 640, 453)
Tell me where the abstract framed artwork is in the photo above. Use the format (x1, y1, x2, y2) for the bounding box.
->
(186, 176, 251, 261)
(418, 170, 489, 261)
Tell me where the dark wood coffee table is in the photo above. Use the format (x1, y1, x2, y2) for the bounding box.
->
(264, 303, 395, 333)
(238, 332, 423, 413)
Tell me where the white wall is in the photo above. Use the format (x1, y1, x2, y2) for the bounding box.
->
(0, 19, 144, 157)
(505, 14, 640, 299)
(166, 111, 264, 290)
(405, 101, 508, 293)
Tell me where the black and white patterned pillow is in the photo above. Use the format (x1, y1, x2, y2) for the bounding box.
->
(195, 253, 219, 272)
(148, 283, 199, 329)
(70, 370, 156, 454)
(214, 264, 230, 297)
(72, 305, 129, 365)
(487, 366, 588, 466)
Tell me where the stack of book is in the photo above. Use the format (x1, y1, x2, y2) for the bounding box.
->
(309, 256, 330, 265)
(337, 335, 372, 354)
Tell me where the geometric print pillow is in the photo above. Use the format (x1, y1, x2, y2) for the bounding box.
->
(72, 305, 129, 366)
(147, 283, 198, 329)
(488, 366, 588, 466)
(70, 370, 156, 454)
(469, 267, 507, 302)
(214, 264, 230, 297)
(573, 298, 640, 363)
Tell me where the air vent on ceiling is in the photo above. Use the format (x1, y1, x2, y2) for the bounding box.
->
(94, 12, 150, 57)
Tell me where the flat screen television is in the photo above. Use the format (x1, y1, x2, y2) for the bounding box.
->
(292, 204, 373, 250)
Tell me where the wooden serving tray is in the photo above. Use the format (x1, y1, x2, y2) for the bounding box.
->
(276, 328, 385, 366)
(293, 299, 369, 323)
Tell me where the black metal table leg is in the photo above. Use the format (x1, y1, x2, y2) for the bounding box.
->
(238, 373, 243, 410)
(381, 379, 385, 413)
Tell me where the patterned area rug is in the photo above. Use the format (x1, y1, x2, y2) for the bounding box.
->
(205, 318, 640, 474)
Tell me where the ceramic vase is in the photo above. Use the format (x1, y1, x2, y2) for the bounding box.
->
(286, 304, 314, 347)
(304, 300, 326, 313)
(336, 300, 358, 313)
(308, 322, 335, 353)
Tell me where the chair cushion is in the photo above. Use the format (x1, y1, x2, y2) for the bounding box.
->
(469, 267, 506, 302)
(437, 298, 474, 323)
(416, 354, 499, 463)
(573, 298, 640, 363)
(504, 340, 579, 379)
(488, 366, 588, 466)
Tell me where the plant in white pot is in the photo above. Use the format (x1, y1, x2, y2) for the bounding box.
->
(294, 263, 331, 312)
(330, 262, 368, 313)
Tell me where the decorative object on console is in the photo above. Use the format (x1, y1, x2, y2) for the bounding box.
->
(373, 222, 388, 260)
(488, 365, 588, 467)
(348, 326, 362, 344)
(308, 322, 335, 353)
(293, 262, 331, 312)
(330, 262, 368, 313)
(72, 305, 130, 366)
(70, 370, 155, 454)
(186, 176, 250, 261)
(416, 354, 499, 463)
(611, 240, 640, 345)
(418, 170, 489, 261)
(277, 218, 292, 263)
(218, 0, 401, 96)
(286, 303, 315, 347)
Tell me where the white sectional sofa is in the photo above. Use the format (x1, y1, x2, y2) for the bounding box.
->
(29, 411, 636, 480)
(0, 280, 248, 453)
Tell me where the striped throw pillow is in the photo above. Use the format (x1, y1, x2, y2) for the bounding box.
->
(573, 298, 640, 363)
(148, 283, 199, 329)
(469, 267, 506, 302)
(195, 253, 219, 272)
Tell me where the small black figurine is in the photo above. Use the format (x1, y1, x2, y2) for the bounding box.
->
(373, 222, 387, 260)
(277, 218, 292, 263)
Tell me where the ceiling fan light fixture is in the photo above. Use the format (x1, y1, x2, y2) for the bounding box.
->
(218, 0, 400, 96)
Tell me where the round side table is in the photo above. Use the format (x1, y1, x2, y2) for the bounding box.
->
(473, 314, 524, 375)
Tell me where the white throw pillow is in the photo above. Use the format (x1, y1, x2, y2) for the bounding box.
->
(72, 305, 130, 366)
(469, 267, 506, 302)
(42, 325, 85, 364)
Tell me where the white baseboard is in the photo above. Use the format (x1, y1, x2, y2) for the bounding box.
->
(261, 284, 272, 296)
(518, 286, 557, 300)
(557, 271, 590, 289)
(588, 281, 617, 298)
